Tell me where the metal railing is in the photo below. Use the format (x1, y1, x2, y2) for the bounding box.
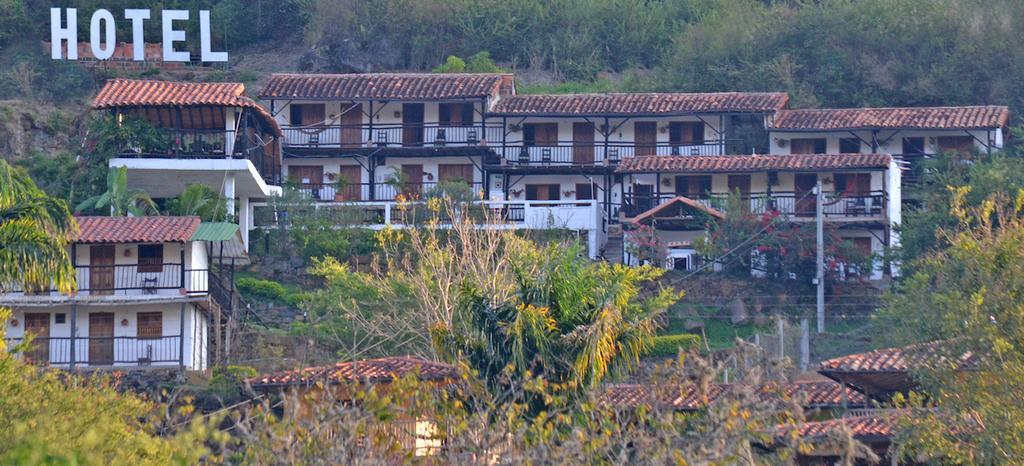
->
(620, 191, 887, 219)
(114, 128, 282, 185)
(495, 140, 737, 166)
(6, 264, 209, 295)
(4, 335, 184, 366)
(290, 182, 484, 202)
(281, 123, 504, 148)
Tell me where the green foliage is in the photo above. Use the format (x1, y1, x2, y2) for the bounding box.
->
(15, 152, 79, 201)
(645, 333, 702, 357)
(75, 166, 158, 216)
(0, 160, 76, 294)
(432, 55, 467, 73)
(237, 277, 288, 302)
(876, 191, 1024, 463)
(433, 52, 504, 73)
(433, 239, 681, 405)
(0, 313, 212, 464)
(898, 152, 1024, 265)
(166, 184, 228, 221)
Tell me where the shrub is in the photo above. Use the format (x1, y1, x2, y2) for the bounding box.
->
(646, 333, 702, 357)
(236, 277, 288, 302)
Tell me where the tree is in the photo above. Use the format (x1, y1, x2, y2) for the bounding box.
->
(432, 240, 678, 405)
(75, 166, 158, 217)
(166, 184, 227, 221)
(876, 190, 1024, 464)
(0, 160, 76, 294)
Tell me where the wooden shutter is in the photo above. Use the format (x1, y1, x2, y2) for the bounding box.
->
(137, 312, 163, 339)
(438, 164, 475, 183)
(137, 244, 163, 273)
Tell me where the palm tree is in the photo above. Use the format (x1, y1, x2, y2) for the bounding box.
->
(0, 160, 77, 294)
(167, 184, 226, 221)
(432, 240, 678, 409)
(75, 166, 157, 216)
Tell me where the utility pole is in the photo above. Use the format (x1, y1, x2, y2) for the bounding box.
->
(815, 180, 825, 333)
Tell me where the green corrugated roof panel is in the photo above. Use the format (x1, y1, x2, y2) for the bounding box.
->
(190, 222, 240, 242)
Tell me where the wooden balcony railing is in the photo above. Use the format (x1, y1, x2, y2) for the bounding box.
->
(621, 191, 887, 219)
(495, 140, 738, 166)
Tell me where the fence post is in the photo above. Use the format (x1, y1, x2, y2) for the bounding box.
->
(777, 316, 785, 360)
(179, 302, 186, 369)
(69, 303, 77, 369)
(179, 246, 186, 291)
(800, 318, 810, 372)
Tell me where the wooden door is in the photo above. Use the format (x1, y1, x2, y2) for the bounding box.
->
(340, 103, 363, 148)
(89, 245, 115, 295)
(336, 165, 362, 201)
(675, 175, 711, 198)
(526, 184, 560, 201)
(289, 165, 325, 199)
(669, 122, 704, 145)
(401, 164, 424, 197)
(837, 173, 871, 195)
(634, 122, 657, 156)
(727, 175, 751, 194)
(438, 164, 475, 184)
(791, 138, 826, 154)
(572, 122, 595, 164)
(89, 312, 114, 366)
(289, 165, 324, 186)
(794, 174, 817, 216)
(23, 313, 50, 363)
(402, 103, 424, 146)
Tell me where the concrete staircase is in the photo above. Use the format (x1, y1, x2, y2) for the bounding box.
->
(603, 226, 624, 264)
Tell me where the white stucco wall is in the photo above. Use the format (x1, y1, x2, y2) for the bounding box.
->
(4, 302, 208, 370)
(767, 128, 1001, 155)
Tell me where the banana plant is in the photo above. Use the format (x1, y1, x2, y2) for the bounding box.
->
(75, 166, 158, 217)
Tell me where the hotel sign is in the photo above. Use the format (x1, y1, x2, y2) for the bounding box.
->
(50, 8, 228, 62)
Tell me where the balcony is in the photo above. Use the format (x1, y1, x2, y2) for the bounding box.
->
(620, 191, 887, 220)
(3, 264, 210, 299)
(494, 140, 737, 167)
(112, 128, 281, 186)
(4, 335, 186, 367)
(281, 123, 504, 149)
(288, 182, 485, 203)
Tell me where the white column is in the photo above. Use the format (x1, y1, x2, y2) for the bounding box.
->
(239, 196, 251, 251)
(224, 173, 236, 222)
(886, 160, 902, 277)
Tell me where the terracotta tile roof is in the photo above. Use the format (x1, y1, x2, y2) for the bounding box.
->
(779, 381, 867, 408)
(95, 79, 250, 108)
(73, 216, 201, 244)
(600, 381, 864, 411)
(490, 92, 788, 116)
(782, 411, 900, 442)
(248, 356, 458, 387)
(615, 154, 892, 174)
(772, 106, 1010, 130)
(630, 196, 726, 223)
(259, 73, 509, 100)
(818, 341, 979, 374)
(600, 383, 728, 411)
(92, 79, 282, 136)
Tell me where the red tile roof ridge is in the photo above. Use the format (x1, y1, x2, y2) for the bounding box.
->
(73, 216, 201, 244)
(818, 340, 979, 374)
(248, 356, 458, 387)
